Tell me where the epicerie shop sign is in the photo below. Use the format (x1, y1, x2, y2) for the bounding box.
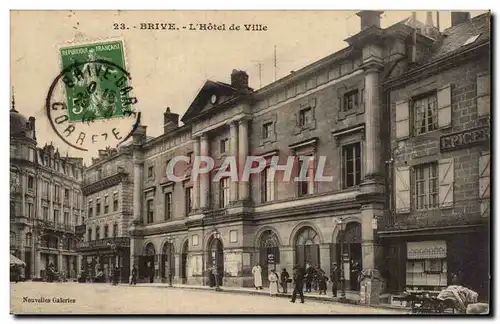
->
(440, 126, 490, 152)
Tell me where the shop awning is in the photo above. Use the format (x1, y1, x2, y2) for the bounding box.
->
(10, 254, 26, 266)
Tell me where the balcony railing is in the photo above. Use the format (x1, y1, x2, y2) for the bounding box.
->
(75, 224, 86, 236)
(36, 219, 75, 233)
(76, 237, 130, 251)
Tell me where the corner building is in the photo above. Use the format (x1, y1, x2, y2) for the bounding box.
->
(78, 146, 137, 282)
(379, 12, 490, 300)
(127, 11, 490, 300)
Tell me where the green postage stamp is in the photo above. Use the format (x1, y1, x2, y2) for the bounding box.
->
(59, 40, 134, 122)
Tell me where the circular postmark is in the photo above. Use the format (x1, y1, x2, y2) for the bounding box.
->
(46, 58, 140, 152)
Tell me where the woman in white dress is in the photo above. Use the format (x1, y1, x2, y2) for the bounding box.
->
(268, 270, 279, 297)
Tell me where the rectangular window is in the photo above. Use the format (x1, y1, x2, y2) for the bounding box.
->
(220, 138, 229, 153)
(42, 206, 49, 221)
(64, 188, 69, 200)
(414, 163, 439, 210)
(64, 212, 69, 224)
(261, 167, 275, 202)
(96, 227, 100, 240)
(299, 108, 311, 127)
(54, 209, 60, 223)
(342, 143, 362, 188)
(263, 122, 273, 139)
(147, 200, 154, 224)
(185, 187, 193, 215)
(343, 89, 359, 112)
(104, 225, 109, 238)
(113, 224, 118, 237)
(147, 166, 154, 179)
(219, 178, 230, 208)
(104, 196, 109, 214)
(87, 228, 92, 242)
(27, 202, 33, 218)
(96, 200, 101, 215)
(97, 169, 103, 180)
(297, 160, 310, 196)
(187, 152, 194, 164)
(113, 193, 119, 211)
(74, 214, 79, 226)
(413, 93, 438, 135)
(88, 203, 93, 218)
(44, 181, 50, 199)
(27, 176, 34, 190)
(165, 192, 172, 220)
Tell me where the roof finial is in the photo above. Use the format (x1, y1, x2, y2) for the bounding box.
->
(11, 86, 17, 112)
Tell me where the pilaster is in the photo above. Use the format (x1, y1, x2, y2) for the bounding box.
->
(229, 121, 239, 203)
(199, 133, 210, 209)
(238, 118, 249, 201)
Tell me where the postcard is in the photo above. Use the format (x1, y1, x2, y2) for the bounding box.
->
(10, 9, 491, 315)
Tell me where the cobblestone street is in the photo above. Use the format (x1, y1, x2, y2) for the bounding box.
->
(11, 282, 408, 315)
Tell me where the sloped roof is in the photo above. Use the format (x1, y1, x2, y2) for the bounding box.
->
(424, 13, 490, 63)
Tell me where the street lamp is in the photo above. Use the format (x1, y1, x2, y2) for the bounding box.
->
(165, 236, 174, 287)
(212, 229, 222, 292)
(336, 217, 347, 302)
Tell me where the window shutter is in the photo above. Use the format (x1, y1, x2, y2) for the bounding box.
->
(477, 73, 491, 117)
(479, 151, 490, 217)
(437, 84, 452, 129)
(438, 158, 454, 208)
(395, 100, 410, 140)
(394, 166, 411, 214)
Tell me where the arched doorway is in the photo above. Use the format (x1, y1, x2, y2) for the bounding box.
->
(337, 222, 362, 291)
(141, 243, 156, 282)
(207, 236, 224, 286)
(295, 226, 320, 268)
(259, 230, 280, 286)
(161, 241, 175, 283)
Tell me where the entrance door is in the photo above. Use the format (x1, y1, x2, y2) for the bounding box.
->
(181, 241, 188, 284)
(295, 226, 320, 269)
(336, 222, 362, 291)
(208, 238, 224, 286)
(141, 243, 156, 281)
(161, 241, 175, 282)
(259, 230, 280, 286)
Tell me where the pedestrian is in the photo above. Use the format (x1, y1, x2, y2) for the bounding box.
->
(304, 263, 315, 293)
(130, 264, 137, 285)
(149, 264, 155, 283)
(252, 263, 263, 290)
(290, 265, 305, 304)
(280, 268, 290, 294)
(318, 269, 327, 295)
(112, 265, 120, 285)
(268, 270, 279, 297)
(350, 260, 360, 290)
(330, 262, 340, 298)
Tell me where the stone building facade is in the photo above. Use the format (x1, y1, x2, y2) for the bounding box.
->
(379, 12, 490, 300)
(10, 104, 85, 280)
(77, 146, 136, 282)
(119, 11, 490, 301)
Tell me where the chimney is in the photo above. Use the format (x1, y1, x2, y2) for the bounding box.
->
(356, 10, 384, 31)
(163, 107, 179, 134)
(451, 12, 471, 27)
(230, 70, 249, 90)
(426, 11, 434, 27)
(28, 116, 36, 140)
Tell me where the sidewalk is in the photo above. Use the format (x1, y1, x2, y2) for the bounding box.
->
(122, 282, 408, 312)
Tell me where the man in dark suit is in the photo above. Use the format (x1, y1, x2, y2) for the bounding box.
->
(290, 265, 305, 303)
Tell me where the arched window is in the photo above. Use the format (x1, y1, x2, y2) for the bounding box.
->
(259, 230, 281, 284)
(25, 232, 32, 247)
(96, 226, 101, 240)
(294, 226, 320, 268)
(145, 243, 155, 256)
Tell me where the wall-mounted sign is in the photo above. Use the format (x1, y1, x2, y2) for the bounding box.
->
(267, 254, 275, 264)
(440, 126, 489, 152)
